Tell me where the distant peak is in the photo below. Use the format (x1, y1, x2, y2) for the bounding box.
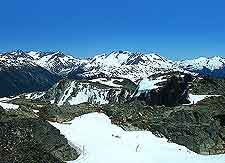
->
(52, 51, 66, 57)
(9, 49, 26, 55)
(209, 56, 224, 60)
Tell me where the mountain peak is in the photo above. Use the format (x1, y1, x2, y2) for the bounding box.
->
(176, 56, 225, 71)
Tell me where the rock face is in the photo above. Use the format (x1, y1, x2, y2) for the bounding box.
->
(0, 104, 79, 163)
(190, 76, 225, 96)
(149, 98, 225, 155)
(134, 73, 193, 106)
(28, 72, 193, 107)
(30, 78, 135, 106)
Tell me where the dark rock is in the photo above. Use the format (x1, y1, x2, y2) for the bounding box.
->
(0, 118, 79, 163)
(190, 77, 225, 95)
(0, 65, 60, 97)
(136, 74, 191, 106)
(196, 66, 225, 78)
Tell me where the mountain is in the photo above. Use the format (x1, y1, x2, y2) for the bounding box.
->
(0, 50, 60, 97)
(1, 49, 225, 98)
(2, 50, 225, 81)
(22, 72, 200, 107)
(0, 50, 87, 75)
(27, 51, 88, 75)
(68, 51, 181, 82)
(176, 56, 225, 78)
(0, 50, 90, 97)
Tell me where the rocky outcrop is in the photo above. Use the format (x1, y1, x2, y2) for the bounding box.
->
(135, 73, 193, 106)
(0, 107, 79, 163)
(8, 90, 225, 156)
(190, 76, 225, 95)
(98, 96, 225, 155)
(34, 79, 134, 106)
(151, 103, 225, 155)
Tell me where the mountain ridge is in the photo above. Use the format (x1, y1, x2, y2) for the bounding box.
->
(1, 49, 225, 75)
(1, 49, 225, 97)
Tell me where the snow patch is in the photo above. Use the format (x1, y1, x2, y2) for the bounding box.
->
(138, 78, 165, 91)
(135, 78, 167, 95)
(68, 86, 109, 105)
(0, 102, 19, 110)
(25, 92, 45, 100)
(33, 109, 39, 113)
(187, 94, 220, 104)
(52, 112, 225, 163)
(58, 81, 75, 106)
(90, 78, 124, 87)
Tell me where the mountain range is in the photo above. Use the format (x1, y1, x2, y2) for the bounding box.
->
(0, 49, 225, 97)
(1, 49, 225, 162)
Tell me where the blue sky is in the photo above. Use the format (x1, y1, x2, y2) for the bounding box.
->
(0, 0, 225, 59)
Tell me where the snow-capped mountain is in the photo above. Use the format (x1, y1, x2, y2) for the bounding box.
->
(176, 56, 225, 71)
(0, 50, 61, 97)
(27, 51, 88, 75)
(0, 50, 87, 75)
(175, 56, 225, 78)
(2, 50, 225, 81)
(1, 49, 225, 97)
(0, 50, 37, 68)
(68, 51, 181, 82)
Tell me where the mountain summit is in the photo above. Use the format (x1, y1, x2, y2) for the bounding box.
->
(68, 50, 180, 82)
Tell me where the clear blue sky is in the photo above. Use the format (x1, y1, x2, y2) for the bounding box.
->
(0, 0, 225, 59)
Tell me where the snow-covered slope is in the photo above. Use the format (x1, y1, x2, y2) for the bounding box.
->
(0, 50, 87, 75)
(186, 94, 220, 105)
(52, 112, 225, 163)
(0, 101, 19, 110)
(176, 56, 225, 71)
(2, 50, 225, 81)
(30, 78, 133, 106)
(0, 50, 38, 68)
(68, 51, 182, 82)
(27, 51, 88, 75)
